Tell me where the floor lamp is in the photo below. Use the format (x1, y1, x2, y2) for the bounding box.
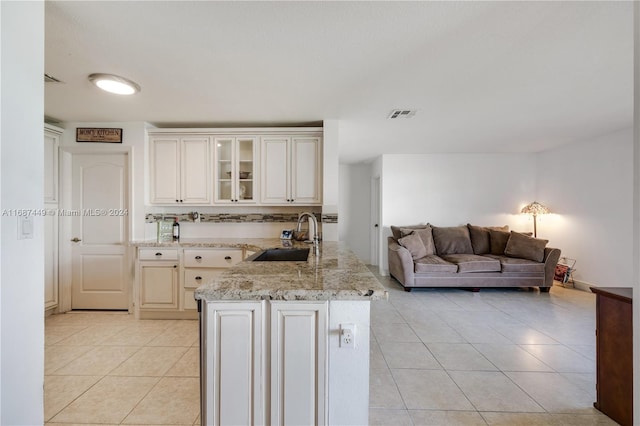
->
(521, 201, 550, 238)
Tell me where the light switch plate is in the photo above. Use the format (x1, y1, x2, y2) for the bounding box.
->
(18, 216, 34, 240)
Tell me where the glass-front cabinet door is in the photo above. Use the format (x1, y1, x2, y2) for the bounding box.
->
(214, 137, 256, 203)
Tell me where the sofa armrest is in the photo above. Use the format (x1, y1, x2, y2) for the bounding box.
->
(388, 237, 414, 286)
(543, 247, 561, 287)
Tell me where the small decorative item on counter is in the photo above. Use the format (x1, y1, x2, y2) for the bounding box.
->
(172, 217, 180, 241)
(293, 230, 307, 241)
(280, 229, 293, 240)
(157, 220, 173, 243)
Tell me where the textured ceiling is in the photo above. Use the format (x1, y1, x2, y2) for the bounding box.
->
(45, 1, 633, 163)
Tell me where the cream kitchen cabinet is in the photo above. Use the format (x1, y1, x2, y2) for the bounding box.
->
(137, 249, 180, 312)
(201, 301, 265, 425)
(44, 124, 62, 311)
(135, 246, 243, 319)
(270, 302, 328, 425)
(201, 300, 327, 426)
(214, 137, 257, 204)
(260, 136, 322, 205)
(149, 135, 211, 205)
(44, 125, 61, 203)
(182, 248, 243, 311)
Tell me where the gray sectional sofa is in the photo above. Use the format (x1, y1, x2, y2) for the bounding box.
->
(387, 224, 561, 292)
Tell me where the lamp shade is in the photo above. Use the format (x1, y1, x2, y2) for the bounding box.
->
(521, 201, 550, 216)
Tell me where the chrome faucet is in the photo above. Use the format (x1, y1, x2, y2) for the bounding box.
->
(296, 212, 319, 253)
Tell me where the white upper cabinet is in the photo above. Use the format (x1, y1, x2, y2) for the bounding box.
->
(148, 128, 321, 206)
(214, 137, 257, 204)
(44, 125, 61, 203)
(149, 135, 212, 205)
(261, 136, 322, 205)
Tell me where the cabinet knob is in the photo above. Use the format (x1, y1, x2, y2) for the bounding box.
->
(155, 252, 162, 256)
(195, 256, 202, 260)
(224, 256, 232, 260)
(173, 265, 178, 268)
(71, 237, 81, 242)
(195, 276, 202, 280)
(175, 199, 179, 203)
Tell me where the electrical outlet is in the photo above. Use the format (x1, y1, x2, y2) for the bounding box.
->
(340, 323, 355, 349)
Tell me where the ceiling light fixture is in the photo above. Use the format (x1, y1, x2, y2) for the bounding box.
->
(88, 73, 140, 95)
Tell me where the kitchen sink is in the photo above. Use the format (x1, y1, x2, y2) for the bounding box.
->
(251, 248, 310, 262)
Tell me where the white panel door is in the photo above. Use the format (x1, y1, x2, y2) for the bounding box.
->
(71, 154, 129, 310)
(291, 137, 322, 204)
(150, 137, 180, 204)
(271, 302, 327, 426)
(180, 137, 211, 204)
(261, 137, 290, 204)
(203, 301, 265, 426)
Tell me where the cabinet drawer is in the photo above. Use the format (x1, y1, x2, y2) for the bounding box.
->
(184, 269, 225, 289)
(139, 248, 179, 261)
(183, 249, 243, 268)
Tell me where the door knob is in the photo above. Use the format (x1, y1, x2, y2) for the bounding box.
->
(71, 237, 81, 242)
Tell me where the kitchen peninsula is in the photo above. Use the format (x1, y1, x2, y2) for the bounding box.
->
(133, 239, 387, 425)
(195, 240, 386, 426)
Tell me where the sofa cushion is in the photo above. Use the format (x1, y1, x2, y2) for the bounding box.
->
(432, 226, 473, 255)
(440, 254, 502, 273)
(398, 233, 428, 260)
(486, 255, 546, 273)
(413, 227, 436, 255)
(414, 255, 458, 273)
(390, 224, 429, 240)
(505, 231, 549, 262)
(489, 230, 511, 255)
(467, 224, 509, 255)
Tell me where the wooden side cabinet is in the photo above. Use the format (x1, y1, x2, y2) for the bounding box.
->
(591, 286, 633, 426)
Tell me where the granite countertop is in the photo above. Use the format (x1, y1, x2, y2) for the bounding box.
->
(131, 237, 288, 251)
(131, 239, 387, 302)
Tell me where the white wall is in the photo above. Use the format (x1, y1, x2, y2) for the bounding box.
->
(537, 127, 634, 288)
(1, 1, 45, 424)
(323, 120, 340, 242)
(378, 153, 537, 273)
(338, 163, 371, 262)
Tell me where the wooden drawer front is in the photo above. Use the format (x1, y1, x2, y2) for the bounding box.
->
(184, 269, 225, 289)
(184, 289, 197, 310)
(183, 249, 243, 268)
(139, 248, 179, 261)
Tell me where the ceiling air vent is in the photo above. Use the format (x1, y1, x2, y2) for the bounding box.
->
(44, 73, 63, 83)
(388, 109, 416, 119)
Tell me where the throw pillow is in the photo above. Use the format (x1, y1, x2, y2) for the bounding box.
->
(467, 225, 490, 254)
(432, 226, 473, 255)
(489, 229, 511, 255)
(413, 226, 436, 255)
(468, 224, 510, 255)
(504, 231, 549, 262)
(390, 224, 428, 240)
(398, 233, 428, 260)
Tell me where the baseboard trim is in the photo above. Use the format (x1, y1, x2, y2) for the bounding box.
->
(554, 279, 593, 293)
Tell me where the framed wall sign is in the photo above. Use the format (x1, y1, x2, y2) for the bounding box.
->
(76, 127, 123, 143)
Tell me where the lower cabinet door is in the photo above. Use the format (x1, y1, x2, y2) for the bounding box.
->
(202, 301, 265, 426)
(139, 263, 179, 309)
(271, 302, 328, 426)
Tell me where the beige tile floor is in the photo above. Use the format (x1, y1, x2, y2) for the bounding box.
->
(370, 270, 617, 425)
(45, 271, 617, 425)
(45, 313, 200, 425)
